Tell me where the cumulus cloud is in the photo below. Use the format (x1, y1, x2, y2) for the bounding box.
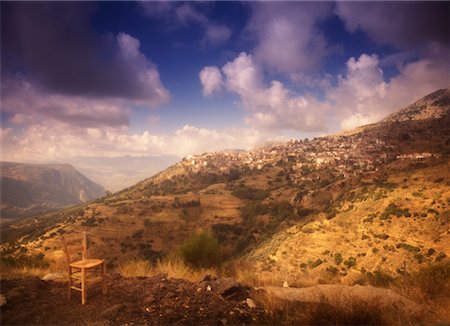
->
(0, 120, 281, 163)
(328, 54, 449, 130)
(246, 2, 332, 75)
(142, 2, 231, 46)
(335, 2, 449, 53)
(220, 52, 327, 131)
(201, 51, 449, 133)
(1, 77, 130, 128)
(1, 2, 169, 105)
(199, 66, 223, 97)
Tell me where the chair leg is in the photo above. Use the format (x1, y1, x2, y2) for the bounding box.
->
(68, 266, 72, 300)
(81, 267, 86, 305)
(102, 261, 107, 295)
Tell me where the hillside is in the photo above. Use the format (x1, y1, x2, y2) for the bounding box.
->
(0, 162, 106, 220)
(1, 88, 449, 286)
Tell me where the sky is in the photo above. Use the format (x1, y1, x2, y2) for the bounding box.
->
(1, 1, 449, 163)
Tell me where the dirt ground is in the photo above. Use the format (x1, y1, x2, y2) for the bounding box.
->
(0, 274, 265, 325)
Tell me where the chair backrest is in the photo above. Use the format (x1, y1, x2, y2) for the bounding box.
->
(61, 231, 88, 264)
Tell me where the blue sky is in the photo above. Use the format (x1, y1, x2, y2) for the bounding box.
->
(1, 1, 449, 163)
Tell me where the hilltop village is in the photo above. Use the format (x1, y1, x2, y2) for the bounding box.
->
(181, 133, 440, 185)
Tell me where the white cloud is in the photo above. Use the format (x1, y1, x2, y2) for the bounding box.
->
(247, 2, 332, 75)
(199, 66, 223, 97)
(328, 54, 449, 130)
(220, 52, 327, 131)
(0, 119, 282, 163)
(201, 52, 449, 133)
(114, 33, 170, 106)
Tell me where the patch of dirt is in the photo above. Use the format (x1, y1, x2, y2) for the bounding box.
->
(1, 274, 265, 325)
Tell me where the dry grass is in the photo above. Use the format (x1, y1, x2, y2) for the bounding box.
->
(0, 266, 50, 279)
(253, 290, 417, 325)
(117, 256, 217, 282)
(229, 260, 324, 288)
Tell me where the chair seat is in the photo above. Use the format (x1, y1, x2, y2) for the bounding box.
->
(70, 259, 104, 269)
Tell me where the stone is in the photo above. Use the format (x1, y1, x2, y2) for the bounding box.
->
(245, 298, 256, 309)
(0, 294, 6, 306)
(283, 281, 289, 288)
(42, 273, 66, 282)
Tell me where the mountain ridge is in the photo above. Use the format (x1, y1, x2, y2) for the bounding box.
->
(0, 162, 106, 219)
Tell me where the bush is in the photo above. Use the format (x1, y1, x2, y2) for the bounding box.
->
(334, 253, 343, 265)
(396, 242, 420, 253)
(231, 185, 270, 201)
(380, 202, 409, 220)
(365, 270, 394, 287)
(179, 232, 221, 268)
(310, 259, 323, 268)
(344, 257, 356, 267)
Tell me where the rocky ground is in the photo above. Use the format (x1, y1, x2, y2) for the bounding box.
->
(1, 274, 265, 325)
(2, 274, 447, 325)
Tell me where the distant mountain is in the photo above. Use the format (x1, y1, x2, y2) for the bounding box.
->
(65, 155, 180, 192)
(0, 162, 106, 219)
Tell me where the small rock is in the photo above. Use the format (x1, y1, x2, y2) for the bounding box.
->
(245, 298, 256, 309)
(220, 318, 228, 325)
(0, 294, 6, 306)
(206, 285, 211, 291)
(42, 273, 66, 282)
(283, 281, 289, 288)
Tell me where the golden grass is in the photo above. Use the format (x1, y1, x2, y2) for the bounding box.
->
(0, 266, 50, 279)
(117, 256, 217, 282)
(253, 290, 417, 325)
(229, 260, 325, 288)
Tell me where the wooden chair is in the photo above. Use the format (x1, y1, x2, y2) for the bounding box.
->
(61, 231, 107, 305)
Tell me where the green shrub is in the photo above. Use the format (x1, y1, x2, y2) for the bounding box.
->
(380, 203, 410, 219)
(0, 252, 49, 269)
(231, 185, 270, 201)
(396, 242, 420, 253)
(334, 253, 343, 265)
(310, 259, 323, 268)
(179, 232, 221, 268)
(344, 257, 356, 267)
(365, 270, 394, 287)
(374, 233, 389, 240)
(426, 248, 435, 256)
